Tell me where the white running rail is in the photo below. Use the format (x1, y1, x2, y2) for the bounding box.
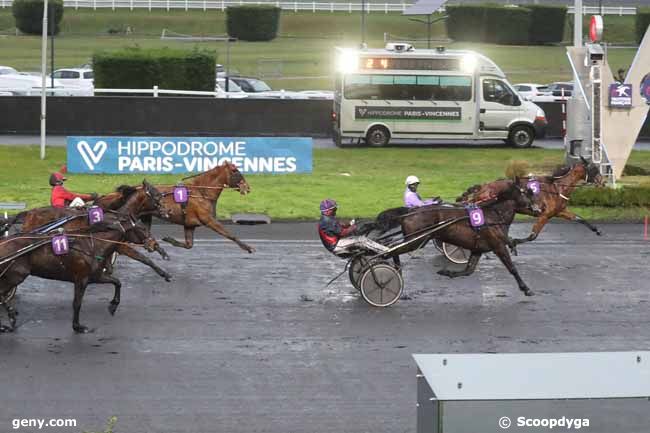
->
(0, 0, 636, 15)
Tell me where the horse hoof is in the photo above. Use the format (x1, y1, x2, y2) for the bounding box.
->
(596, 231, 602, 236)
(108, 303, 119, 316)
(73, 325, 94, 334)
(0, 325, 14, 333)
(524, 290, 535, 297)
(245, 246, 256, 254)
(162, 237, 175, 244)
(437, 269, 450, 277)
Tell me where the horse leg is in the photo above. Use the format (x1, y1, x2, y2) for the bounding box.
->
(199, 216, 255, 253)
(437, 252, 482, 278)
(163, 226, 196, 249)
(115, 244, 172, 282)
(557, 210, 602, 236)
(511, 215, 550, 247)
(490, 241, 533, 296)
(72, 278, 92, 333)
(93, 273, 122, 316)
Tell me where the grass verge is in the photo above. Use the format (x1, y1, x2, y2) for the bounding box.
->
(1, 145, 649, 221)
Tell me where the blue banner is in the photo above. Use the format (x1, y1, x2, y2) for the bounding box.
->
(66, 136, 312, 174)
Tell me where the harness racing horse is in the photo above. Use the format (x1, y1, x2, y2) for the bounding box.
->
(144, 162, 255, 253)
(399, 180, 539, 296)
(0, 217, 171, 333)
(458, 157, 604, 248)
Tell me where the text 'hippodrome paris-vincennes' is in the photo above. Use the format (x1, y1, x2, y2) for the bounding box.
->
(116, 140, 297, 173)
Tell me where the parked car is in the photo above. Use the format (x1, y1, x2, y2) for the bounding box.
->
(230, 76, 309, 99)
(0, 65, 73, 96)
(548, 82, 573, 98)
(513, 83, 550, 101)
(215, 77, 248, 98)
(49, 68, 94, 89)
(299, 90, 334, 100)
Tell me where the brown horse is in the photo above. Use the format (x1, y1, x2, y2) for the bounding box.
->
(144, 162, 255, 253)
(0, 218, 171, 333)
(401, 180, 538, 295)
(458, 158, 603, 247)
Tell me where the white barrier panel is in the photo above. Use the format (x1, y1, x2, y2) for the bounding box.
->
(415, 352, 650, 433)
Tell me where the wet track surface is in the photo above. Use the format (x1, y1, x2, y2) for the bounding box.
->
(1, 222, 650, 433)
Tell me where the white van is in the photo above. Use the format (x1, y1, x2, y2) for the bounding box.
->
(332, 43, 547, 148)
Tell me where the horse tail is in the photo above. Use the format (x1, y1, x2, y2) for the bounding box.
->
(355, 207, 409, 236)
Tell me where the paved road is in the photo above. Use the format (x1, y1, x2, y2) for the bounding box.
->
(1, 222, 649, 433)
(3, 135, 650, 151)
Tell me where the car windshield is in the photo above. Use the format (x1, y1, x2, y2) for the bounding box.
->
(0, 67, 18, 75)
(249, 79, 272, 92)
(218, 79, 244, 92)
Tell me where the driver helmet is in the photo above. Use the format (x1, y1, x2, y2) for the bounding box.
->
(49, 165, 68, 186)
(320, 199, 338, 215)
(405, 175, 420, 186)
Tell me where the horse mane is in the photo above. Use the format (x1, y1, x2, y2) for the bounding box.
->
(551, 165, 572, 178)
(116, 185, 138, 199)
(187, 162, 233, 186)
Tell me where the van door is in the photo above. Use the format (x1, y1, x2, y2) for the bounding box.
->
(480, 78, 521, 139)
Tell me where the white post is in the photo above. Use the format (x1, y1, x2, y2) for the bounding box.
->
(185, 0, 187, 10)
(348, 2, 350, 13)
(154, 85, 158, 97)
(40, 0, 49, 160)
(574, 0, 582, 47)
(130, 0, 133, 10)
(149, 0, 151, 10)
(312, 1, 314, 13)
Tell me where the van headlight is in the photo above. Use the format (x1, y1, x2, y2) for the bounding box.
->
(460, 54, 478, 73)
(337, 50, 358, 74)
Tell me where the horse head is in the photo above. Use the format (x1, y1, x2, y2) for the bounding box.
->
(580, 156, 605, 186)
(497, 179, 542, 216)
(141, 180, 169, 218)
(225, 163, 250, 195)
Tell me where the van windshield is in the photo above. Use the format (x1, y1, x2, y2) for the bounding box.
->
(344, 74, 472, 101)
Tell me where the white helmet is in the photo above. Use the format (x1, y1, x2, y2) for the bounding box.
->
(405, 175, 420, 186)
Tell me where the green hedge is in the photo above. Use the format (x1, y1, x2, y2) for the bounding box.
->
(485, 5, 531, 45)
(12, 0, 63, 35)
(527, 4, 566, 45)
(572, 186, 650, 207)
(445, 5, 488, 43)
(226, 5, 281, 42)
(92, 48, 216, 91)
(636, 8, 650, 44)
(447, 4, 566, 45)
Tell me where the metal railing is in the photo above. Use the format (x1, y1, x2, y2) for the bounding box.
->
(0, 0, 638, 14)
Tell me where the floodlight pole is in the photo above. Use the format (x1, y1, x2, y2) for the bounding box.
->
(573, 0, 582, 47)
(50, 3, 54, 88)
(40, 0, 49, 160)
(360, 0, 365, 46)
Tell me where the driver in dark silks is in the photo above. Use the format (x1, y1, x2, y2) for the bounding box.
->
(318, 199, 388, 255)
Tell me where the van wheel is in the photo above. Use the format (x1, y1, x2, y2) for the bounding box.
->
(507, 125, 534, 148)
(365, 126, 390, 147)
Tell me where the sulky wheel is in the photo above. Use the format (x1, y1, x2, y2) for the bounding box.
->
(348, 255, 370, 291)
(433, 239, 444, 253)
(442, 242, 471, 264)
(360, 264, 404, 307)
(0, 286, 17, 304)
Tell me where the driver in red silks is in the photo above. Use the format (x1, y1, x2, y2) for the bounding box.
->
(49, 165, 97, 208)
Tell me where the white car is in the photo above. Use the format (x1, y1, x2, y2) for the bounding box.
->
(215, 77, 248, 98)
(299, 90, 334, 100)
(513, 83, 551, 102)
(0, 65, 72, 96)
(47, 68, 94, 96)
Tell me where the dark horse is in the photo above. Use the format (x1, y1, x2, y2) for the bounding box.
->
(144, 162, 255, 253)
(367, 180, 538, 296)
(2, 180, 167, 235)
(0, 217, 172, 333)
(457, 157, 604, 247)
